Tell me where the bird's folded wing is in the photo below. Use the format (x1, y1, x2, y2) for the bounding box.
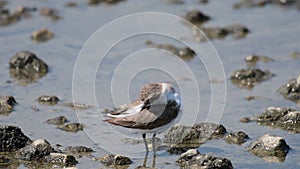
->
(106, 100, 144, 117)
(104, 109, 158, 128)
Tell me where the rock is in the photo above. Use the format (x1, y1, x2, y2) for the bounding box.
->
(177, 149, 233, 169)
(44, 152, 77, 167)
(185, 10, 210, 25)
(0, 154, 19, 168)
(164, 123, 235, 154)
(135, 166, 155, 169)
(13, 6, 36, 19)
(57, 123, 84, 133)
(244, 95, 268, 101)
(239, 116, 252, 123)
(16, 139, 55, 161)
(167, 146, 190, 155)
(247, 134, 290, 162)
(233, 0, 300, 9)
(230, 68, 274, 89)
(192, 26, 228, 42)
(244, 54, 274, 67)
(256, 107, 300, 133)
(0, 96, 17, 115)
(0, 0, 7, 8)
(87, 0, 125, 5)
(192, 123, 227, 139)
(163, 125, 196, 145)
(0, 125, 32, 152)
(145, 40, 195, 61)
(199, 0, 209, 3)
(64, 146, 94, 156)
(40, 7, 61, 21)
(113, 155, 132, 165)
(177, 149, 199, 163)
(37, 95, 59, 105)
(290, 51, 300, 59)
(31, 28, 54, 42)
(9, 51, 48, 85)
(165, 0, 184, 4)
(163, 123, 226, 148)
(65, 2, 78, 7)
(224, 24, 249, 39)
(99, 154, 132, 166)
(46, 116, 68, 125)
(192, 24, 249, 42)
(225, 131, 249, 145)
(60, 102, 92, 110)
(15, 139, 77, 167)
(0, 155, 10, 167)
(0, 6, 36, 27)
(0, 8, 18, 26)
(99, 154, 115, 166)
(277, 75, 300, 103)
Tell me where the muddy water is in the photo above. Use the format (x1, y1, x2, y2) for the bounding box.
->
(1, 0, 300, 168)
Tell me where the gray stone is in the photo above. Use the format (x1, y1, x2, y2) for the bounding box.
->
(177, 149, 233, 169)
(247, 134, 290, 162)
(57, 123, 84, 133)
(99, 154, 115, 166)
(164, 123, 227, 154)
(15, 139, 77, 167)
(278, 75, 300, 103)
(230, 68, 274, 89)
(64, 146, 93, 157)
(113, 155, 132, 165)
(185, 10, 210, 24)
(224, 24, 249, 39)
(225, 131, 249, 145)
(244, 54, 274, 67)
(40, 7, 61, 21)
(164, 123, 227, 145)
(44, 152, 77, 167)
(192, 24, 249, 42)
(0, 96, 17, 115)
(46, 116, 68, 125)
(60, 102, 92, 110)
(0, 6, 36, 27)
(37, 95, 59, 105)
(87, 0, 125, 5)
(145, 40, 195, 61)
(0, 125, 32, 152)
(177, 149, 199, 163)
(16, 139, 54, 161)
(99, 154, 132, 166)
(9, 51, 48, 85)
(233, 0, 300, 9)
(31, 28, 54, 42)
(257, 107, 300, 133)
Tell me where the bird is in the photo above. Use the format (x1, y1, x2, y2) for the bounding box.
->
(104, 82, 182, 167)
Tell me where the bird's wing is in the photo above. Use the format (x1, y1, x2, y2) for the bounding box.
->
(104, 108, 158, 128)
(105, 100, 145, 118)
(104, 102, 181, 129)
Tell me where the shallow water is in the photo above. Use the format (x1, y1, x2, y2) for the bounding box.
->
(1, 0, 300, 168)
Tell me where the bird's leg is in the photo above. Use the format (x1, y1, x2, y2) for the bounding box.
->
(152, 133, 156, 168)
(143, 133, 148, 167)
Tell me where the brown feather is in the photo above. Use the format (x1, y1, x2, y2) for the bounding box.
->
(104, 100, 180, 130)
